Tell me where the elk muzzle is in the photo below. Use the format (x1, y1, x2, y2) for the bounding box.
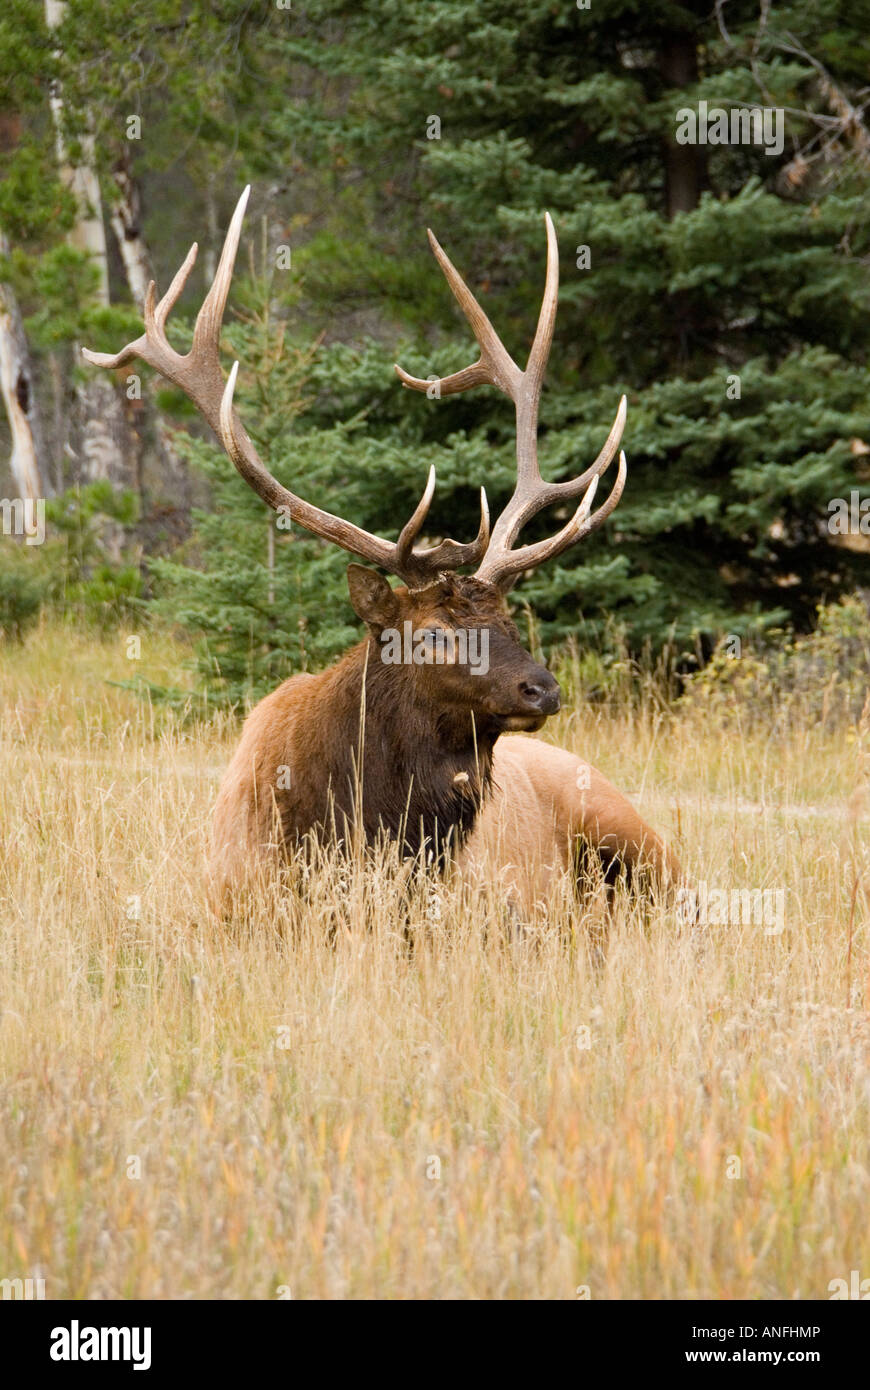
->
(518, 671, 561, 716)
(496, 664, 561, 731)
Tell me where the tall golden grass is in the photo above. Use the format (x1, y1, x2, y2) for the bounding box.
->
(0, 623, 867, 1299)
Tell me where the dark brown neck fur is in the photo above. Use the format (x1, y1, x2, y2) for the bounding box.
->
(283, 638, 495, 864)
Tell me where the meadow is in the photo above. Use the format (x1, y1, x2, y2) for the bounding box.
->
(0, 622, 867, 1299)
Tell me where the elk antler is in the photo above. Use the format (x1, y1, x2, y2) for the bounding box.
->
(82, 186, 489, 588)
(395, 215, 627, 591)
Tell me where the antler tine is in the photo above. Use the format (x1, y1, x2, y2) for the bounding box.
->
(395, 230, 523, 402)
(193, 185, 249, 355)
(524, 211, 559, 397)
(395, 464, 437, 568)
(394, 212, 629, 591)
(547, 392, 626, 501)
(408, 485, 491, 577)
(395, 360, 493, 398)
(426, 229, 523, 398)
(476, 451, 628, 589)
(394, 469, 491, 579)
(83, 185, 488, 587)
(487, 391, 627, 558)
(151, 241, 199, 335)
(82, 190, 253, 415)
(81, 339, 143, 371)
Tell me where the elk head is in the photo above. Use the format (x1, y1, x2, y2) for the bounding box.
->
(82, 188, 627, 738)
(347, 565, 559, 736)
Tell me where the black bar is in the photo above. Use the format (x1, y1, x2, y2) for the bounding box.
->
(4, 1298, 865, 1375)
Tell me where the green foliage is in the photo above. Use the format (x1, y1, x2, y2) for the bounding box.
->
(0, 138, 76, 245)
(149, 283, 358, 706)
(0, 484, 145, 634)
(146, 267, 504, 706)
(269, 0, 870, 651)
(681, 593, 870, 728)
(63, 561, 144, 632)
(46, 484, 142, 629)
(0, 547, 48, 641)
(2, 0, 870, 690)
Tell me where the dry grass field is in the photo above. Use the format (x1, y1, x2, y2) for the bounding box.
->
(0, 622, 867, 1299)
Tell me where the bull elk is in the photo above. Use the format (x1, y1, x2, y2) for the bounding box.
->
(83, 187, 684, 915)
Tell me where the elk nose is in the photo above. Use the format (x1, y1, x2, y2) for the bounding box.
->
(519, 672, 561, 714)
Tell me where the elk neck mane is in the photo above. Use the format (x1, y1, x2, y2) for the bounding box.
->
(292, 628, 496, 864)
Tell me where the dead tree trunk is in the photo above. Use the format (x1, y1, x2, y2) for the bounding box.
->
(660, 33, 705, 218)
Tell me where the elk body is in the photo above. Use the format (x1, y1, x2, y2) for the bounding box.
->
(461, 736, 683, 914)
(84, 188, 684, 915)
(210, 568, 561, 896)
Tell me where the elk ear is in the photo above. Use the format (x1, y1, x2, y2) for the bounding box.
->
(346, 565, 400, 632)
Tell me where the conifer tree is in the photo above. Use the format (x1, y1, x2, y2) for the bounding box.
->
(272, 0, 870, 649)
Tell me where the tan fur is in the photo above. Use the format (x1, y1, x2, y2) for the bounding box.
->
(211, 692, 684, 913)
(211, 670, 318, 903)
(209, 572, 560, 911)
(456, 735, 684, 912)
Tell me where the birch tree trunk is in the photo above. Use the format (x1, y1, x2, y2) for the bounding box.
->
(44, 0, 133, 507)
(0, 113, 46, 502)
(108, 151, 190, 513)
(45, 0, 110, 306)
(0, 264, 45, 502)
(108, 150, 152, 307)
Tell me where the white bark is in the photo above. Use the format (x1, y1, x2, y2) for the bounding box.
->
(0, 109, 46, 499)
(108, 155, 152, 308)
(107, 158, 190, 507)
(0, 266, 45, 501)
(45, 0, 109, 306)
(45, 0, 132, 494)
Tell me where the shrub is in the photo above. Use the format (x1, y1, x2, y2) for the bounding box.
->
(681, 593, 870, 728)
(0, 549, 47, 640)
(0, 484, 143, 642)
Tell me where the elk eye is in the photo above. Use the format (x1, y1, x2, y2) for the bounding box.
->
(417, 627, 455, 662)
